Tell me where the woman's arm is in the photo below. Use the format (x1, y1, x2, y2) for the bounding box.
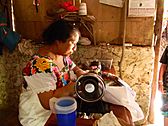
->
(73, 66, 88, 77)
(38, 66, 88, 110)
(38, 81, 76, 110)
(158, 63, 167, 92)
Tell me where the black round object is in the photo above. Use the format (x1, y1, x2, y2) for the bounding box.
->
(75, 73, 105, 102)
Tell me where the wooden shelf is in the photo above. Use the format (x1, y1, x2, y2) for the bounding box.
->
(46, 12, 96, 45)
(64, 14, 96, 45)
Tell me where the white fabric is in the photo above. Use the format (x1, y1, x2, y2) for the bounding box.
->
(24, 72, 57, 94)
(19, 89, 51, 126)
(102, 79, 144, 122)
(19, 72, 57, 126)
(94, 111, 122, 126)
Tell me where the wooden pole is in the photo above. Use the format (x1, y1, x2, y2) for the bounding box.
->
(119, 0, 127, 79)
(148, 0, 164, 124)
(73, 0, 75, 6)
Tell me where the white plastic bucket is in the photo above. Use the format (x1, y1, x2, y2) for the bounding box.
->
(55, 96, 77, 114)
(55, 97, 77, 126)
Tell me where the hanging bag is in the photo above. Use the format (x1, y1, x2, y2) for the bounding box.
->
(0, 0, 21, 53)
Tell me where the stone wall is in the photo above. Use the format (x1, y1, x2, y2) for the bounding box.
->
(0, 40, 154, 125)
(0, 47, 28, 109)
(0, 39, 39, 109)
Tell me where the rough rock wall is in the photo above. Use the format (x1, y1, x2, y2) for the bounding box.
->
(0, 39, 39, 109)
(0, 48, 29, 109)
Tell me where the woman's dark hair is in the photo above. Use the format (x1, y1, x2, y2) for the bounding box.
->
(42, 19, 80, 44)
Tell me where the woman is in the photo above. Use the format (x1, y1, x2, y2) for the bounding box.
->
(19, 19, 87, 126)
(158, 46, 168, 126)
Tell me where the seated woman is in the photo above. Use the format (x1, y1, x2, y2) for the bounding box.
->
(18, 19, 88, 126)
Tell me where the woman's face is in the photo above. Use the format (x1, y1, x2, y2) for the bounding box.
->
(56, 31, 80, 56)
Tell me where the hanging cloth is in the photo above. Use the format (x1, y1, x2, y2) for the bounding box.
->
(0, 10, 21, 53)
(0, 0, 21, 54)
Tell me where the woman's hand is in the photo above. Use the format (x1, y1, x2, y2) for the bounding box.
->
(73, 66, 89, 77)
(38, 81, 76, 110)
(158, 64, 167, 93)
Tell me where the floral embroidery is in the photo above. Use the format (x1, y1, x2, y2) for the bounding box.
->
(23, 62, 32, 76)
(66, 57, 73, 67)
(33, 57, 51, 72)
(23, 55, 52, 76)
(23, 55, 75, 89)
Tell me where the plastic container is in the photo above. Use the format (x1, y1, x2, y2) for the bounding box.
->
(78, 3, 87, 15)
(55, 97, 77, 126)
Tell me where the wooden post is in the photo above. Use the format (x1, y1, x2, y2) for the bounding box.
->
(119, 0, 127, 79)
(73, 0, 75, 6)
(148, 0, 164, 124)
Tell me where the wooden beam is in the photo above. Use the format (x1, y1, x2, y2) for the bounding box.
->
(148, 0, 164, 124)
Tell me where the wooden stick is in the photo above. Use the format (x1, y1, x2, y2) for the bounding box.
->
(73, 0, 75, 6)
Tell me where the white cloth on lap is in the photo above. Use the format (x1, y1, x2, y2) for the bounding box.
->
(102, 78, 144, 122)
(94, 111, 122, 126)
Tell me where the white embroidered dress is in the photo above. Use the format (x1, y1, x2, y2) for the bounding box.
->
(19, 55, 76, 126)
